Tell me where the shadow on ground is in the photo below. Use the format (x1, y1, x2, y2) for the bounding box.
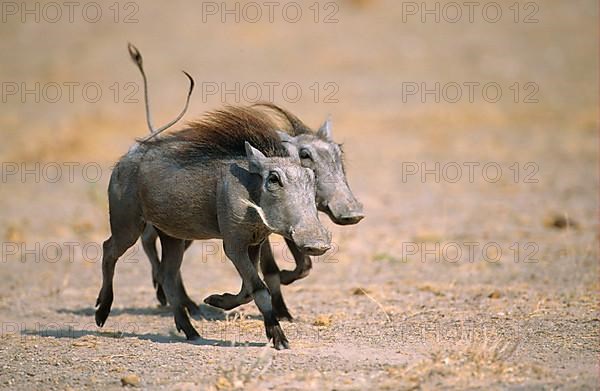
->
(57, 303, 227, 320)
(21, 327, 266, 347)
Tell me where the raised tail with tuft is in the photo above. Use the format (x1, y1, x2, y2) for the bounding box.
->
(127, 43, 195, 142)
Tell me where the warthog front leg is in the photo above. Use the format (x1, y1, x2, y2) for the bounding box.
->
(279, 238, 313, 285)
(219, 241, 289, 350)
(156, 230, 200, 340)
(203, 237, 255, 310)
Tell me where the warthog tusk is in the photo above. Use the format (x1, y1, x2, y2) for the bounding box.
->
(240, 199, 274, 231)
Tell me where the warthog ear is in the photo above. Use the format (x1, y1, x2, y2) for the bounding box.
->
(276, 130, 294, 143)
(245, 141, 267, 174)
(317, 116, 333, 141)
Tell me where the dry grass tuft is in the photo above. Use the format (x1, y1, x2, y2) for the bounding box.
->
(210, 347, 273, 391)
(381, 334, 545, 389)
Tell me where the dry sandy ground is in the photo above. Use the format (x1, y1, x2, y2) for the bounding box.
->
(0, 0, 598, 389)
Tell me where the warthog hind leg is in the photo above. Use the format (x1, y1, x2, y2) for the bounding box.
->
(156, 230, 200, 340)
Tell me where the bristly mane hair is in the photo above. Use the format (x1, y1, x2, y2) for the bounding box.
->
(144, 106, 289, 159)
(252, 102, 314, 136)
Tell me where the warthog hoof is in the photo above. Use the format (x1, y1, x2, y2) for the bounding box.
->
(95, 294, 112, 327)
(174, 308, 200, 340)
(95, 303, 110, 327)
(266, 324, 289, 350)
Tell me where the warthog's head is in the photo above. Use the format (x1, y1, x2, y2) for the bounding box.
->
(278, 118, 364, 226)
(245, 142, 331, 256)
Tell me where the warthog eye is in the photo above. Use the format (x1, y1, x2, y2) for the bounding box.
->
(299, 148, 312, 161)
(266, 171, 282, 189)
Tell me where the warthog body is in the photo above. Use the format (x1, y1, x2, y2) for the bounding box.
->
(95, 106, 331, 349)
(142, 104, 364, 319)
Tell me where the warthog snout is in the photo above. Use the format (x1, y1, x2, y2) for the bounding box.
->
(326, 197, 365, 226)
(291, 226, 331, 256)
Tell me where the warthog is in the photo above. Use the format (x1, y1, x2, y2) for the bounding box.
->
(95, 45, 330, 349)
(127, 44, 364, 320)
